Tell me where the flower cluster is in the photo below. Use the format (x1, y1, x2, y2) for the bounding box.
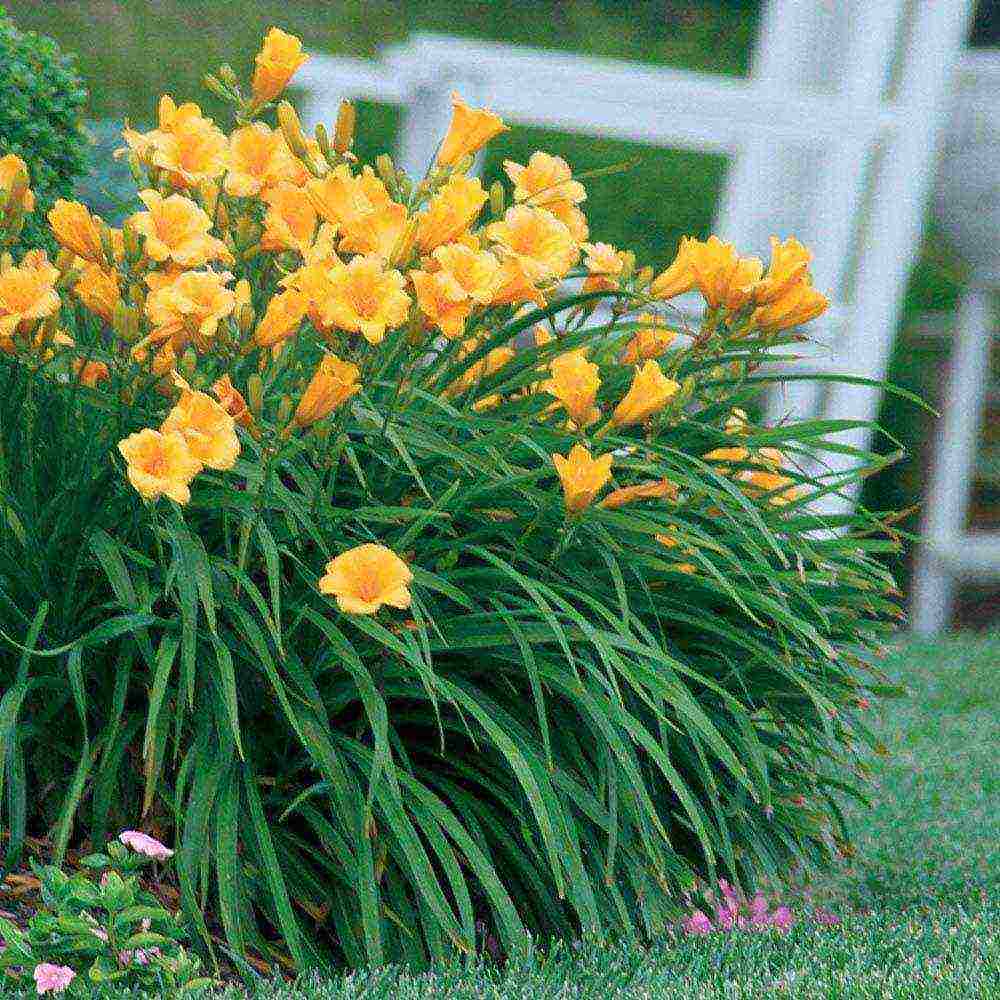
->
(3, 26, 830, 618)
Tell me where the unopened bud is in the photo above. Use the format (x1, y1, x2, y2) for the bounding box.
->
(122, 220, 144, 262)
(126, 153, 146, 187)
(389, 217, 419, 268)
(333, 100, 355, 155)
(489, 181, 505, 217)
(246, 373, 264, 416)
(218, 64, 240, 90)
(113, 302, 140, 342)
(277, 101, 309, 159)
(276, 394, 293, 427)
(180, 347, 198, 379)
(198, 181, 220, 219)
(635, 265, 654, 288)
(202, 73, 231, 102)
(375, 154, 396, 190)
(98, 224, 119, 266)
(314, 122, 332, 162)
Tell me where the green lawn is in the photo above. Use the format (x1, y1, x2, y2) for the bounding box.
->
(2, 631, 996, 998)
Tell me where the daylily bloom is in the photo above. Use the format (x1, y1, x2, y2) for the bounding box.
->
(601, 478, 677, 509)
(486, 205, 579, 284)
(225, 123, 303, 198)
(581, 241, 630, 293)
(253, 288, 308, 347)
(317, 254, 410, 345)
(252, 28, 309, 105)
(128, 190, 229, 267)
(73, 358, 110, 387)
(306, 164, 391, 230)
(48, 200, 104, 262)
(339, 200, 409, 260)
(552, 443, 612, 514)
(72, 262, 120, 323)
(754, 235, 813, 305)
(161, 387, 240, 470)
(436, 93, 507, 167)
(411, 268, 471, 339)
(0, 153, 34, 213)
(0, 250, 60, 340)
(541, 350, 600, 428)
(294, 353, 360, 427)
(687, 236, 763, 312)
(319, 543, 413, 614)
(431, 242, 503, 303)
(619, 313, 677, 364)
(752, 278, 829, 331)
(611, 360, 679, 428)
(649, 237, 696, 300)
(212, 375, 252, 427)
(145, 269, 236, 348)
(416, 174, 488, 252)
(118, 429, 202, 504)
(262, 182, 318, 254)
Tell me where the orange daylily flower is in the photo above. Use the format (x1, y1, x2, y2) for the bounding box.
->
(145, 270, 236, 348)
(620, 313, 678, 365)
(431, 243, 503, 304)
(504, 151, 588, 240)
(225, 123, 303, 198)
(48, 200, 104, 263)
(416, 174, 488, 253)
(552, 443, 612, 514)
(316, 254, 410, 345)
(541, 350, 601, 428)
(128, 190, 230, 267)
(72, 262, 120, 323)
(212, 375, 252, 427)
(754, 236, 813, 305)
(411, 268, 471, 340)
(306, 165, 391, 230)
(436, 93, 507, 167)
(261, 183, 318, 255)
(486, 205, 579, 284)
(687, 236, 763, 312)
(752, 278, 829, 331)
(318, 543, 413, 614)
(73, 358, 110, 388)
(339, 200, 409, 259)
(0, 154, 34, 213)
(0, 250, 60, 340)
(252, 28, 309, 105)
(294, 353, 360, 427)
(649, 237, 696, 300)
(611, 360, 679, 428)
(161, 387, 240, 470)
(254, 288, 308, 347)
(581, 242, 630, 293)
(601, 478, 678, 509)
(118, 428, 202, 504)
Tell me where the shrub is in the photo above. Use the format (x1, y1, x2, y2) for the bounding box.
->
(0, 28, 900, 974)
(0, 9, 89, 252)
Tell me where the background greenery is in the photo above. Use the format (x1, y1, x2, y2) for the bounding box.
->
(2, 630, 995, 998)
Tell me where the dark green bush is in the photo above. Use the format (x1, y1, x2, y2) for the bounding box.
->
(0, 9, 89, 251)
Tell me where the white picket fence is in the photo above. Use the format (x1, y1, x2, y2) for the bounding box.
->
(292, 1, 979, 526)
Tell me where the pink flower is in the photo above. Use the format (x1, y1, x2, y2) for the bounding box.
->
(748, 892, 771, 926)
(682, 909, 713, 935)
(770, 905, 793, 931)
(33, 963, 76, 994)
(119, 830, 174, 861)
(714, 903, 736, 930)
(814, 906, 841, 926)
(718, 879, 739, 905)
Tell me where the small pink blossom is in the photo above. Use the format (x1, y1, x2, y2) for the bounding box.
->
(748, 892, 771, 926)
(718, 879, 739, 905)
(682, 909, 713, 935)
(814, 906, 841, 926)
(714, 903, 736, 930)
(33, 963, 76, 994)
(119, 946, 160, 966)
(119, 830, 174, 861)
(770, 905, 793, 931)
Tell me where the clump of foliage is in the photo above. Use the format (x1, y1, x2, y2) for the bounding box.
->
(0, 8, 89, 252)
(0, 27, 901, 975)
(0, 833, 210, 995)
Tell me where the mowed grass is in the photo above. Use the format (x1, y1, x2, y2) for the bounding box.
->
(2, 631, 996, 999)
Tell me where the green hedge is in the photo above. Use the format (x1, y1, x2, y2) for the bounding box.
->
(0, 9, 89, 251)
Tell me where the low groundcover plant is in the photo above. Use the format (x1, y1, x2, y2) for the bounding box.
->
(0, 831, 209, 994)
(0, 26, 901, 974)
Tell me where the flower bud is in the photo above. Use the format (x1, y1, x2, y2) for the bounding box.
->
(314, 122, 332, 162)
(333, 100, 356, 154)
(489, 181, 505, 218)
(180, 347, 198, 379)
(202, 73, 231, 102)
(246, 373, 264, 416)
(218, 63, 240, 90)
(276, 393, 293, 427)
(113, 301, 140, 342)
(389, 217, 419, 268)
(375, 154, 397, 190)
(277, 101, 310, 159)
(122, 220, 144, 263)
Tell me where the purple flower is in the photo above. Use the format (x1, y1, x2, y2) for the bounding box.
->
(814, 906, 841, 926)
(770, 905, 793, 931)
(119, 830, 174, 861)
